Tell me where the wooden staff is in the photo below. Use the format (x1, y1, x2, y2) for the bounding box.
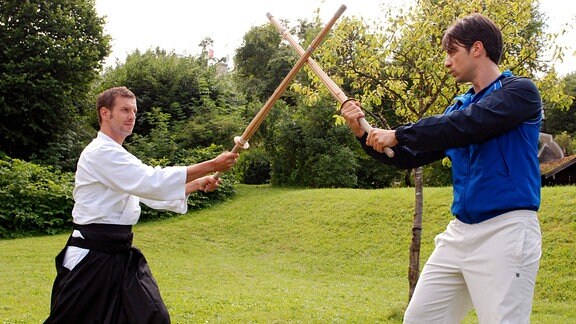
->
(214, 4, 347, 178)
(267, 12, 395, 158)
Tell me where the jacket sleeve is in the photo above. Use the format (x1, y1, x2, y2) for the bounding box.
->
(395, 77, 542, 151)
(357, 133, 446, 170)
(140, 197, 188, 214)
(82, 143, 187, 201)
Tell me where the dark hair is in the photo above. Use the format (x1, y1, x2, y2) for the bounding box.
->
(442, 13, 503, 64)
(96, 86, 136, 125)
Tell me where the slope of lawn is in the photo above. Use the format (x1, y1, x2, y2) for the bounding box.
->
(1, 185, 574, 323)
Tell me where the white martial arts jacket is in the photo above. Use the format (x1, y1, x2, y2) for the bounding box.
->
(73, 131, 188, 225)
(64, 131, 189, 269)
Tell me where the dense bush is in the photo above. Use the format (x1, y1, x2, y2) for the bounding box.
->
(0, 156, 75, 238)
(233, 147, 271, 185)
(422, 159, 452, 187)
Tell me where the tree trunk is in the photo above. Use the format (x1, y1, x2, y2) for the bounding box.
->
(408, 166, 423, 301)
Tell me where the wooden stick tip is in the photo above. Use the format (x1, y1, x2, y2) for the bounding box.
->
(266, 13, 273, 19)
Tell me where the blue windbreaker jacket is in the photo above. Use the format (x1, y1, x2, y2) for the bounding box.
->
(360, 71, 542, 224)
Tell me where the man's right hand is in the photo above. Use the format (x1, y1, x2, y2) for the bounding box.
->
(212, 151, 239, 172)
(340, 100, 366, 138)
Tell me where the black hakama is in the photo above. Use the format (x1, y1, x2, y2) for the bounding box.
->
(45, 224, 170, 324)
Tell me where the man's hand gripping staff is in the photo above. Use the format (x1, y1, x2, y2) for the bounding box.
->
(267, 13, 395, 158)
(212, 4, 349, 179)
(340, 100, 398, 155)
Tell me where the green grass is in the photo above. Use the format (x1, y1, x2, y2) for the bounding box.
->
(1, 185, 575, 323)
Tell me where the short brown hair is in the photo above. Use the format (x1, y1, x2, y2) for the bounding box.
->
(96, 86, 136, 125)
(442, 13, 503, 64)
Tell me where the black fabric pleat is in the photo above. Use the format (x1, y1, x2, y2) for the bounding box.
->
(44, 224, 170, 324)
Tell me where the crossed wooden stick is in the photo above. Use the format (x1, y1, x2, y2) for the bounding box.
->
(215, 4, 393, 179)
(267, 11, 394, 158)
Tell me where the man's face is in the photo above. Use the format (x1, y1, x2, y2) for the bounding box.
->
(444, 43, 475, 83)
(103, 96, 137, 139)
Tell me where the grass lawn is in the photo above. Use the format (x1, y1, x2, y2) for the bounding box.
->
(1, 185, 575, 323)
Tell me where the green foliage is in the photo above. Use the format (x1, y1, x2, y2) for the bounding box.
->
(233, 24, 297, 102)
(543, 72, 576, 135)
(0, 0, 110, 161)
(233, 147, 271, 185)
(96, 48, 245, 149)
(553, 131, 574, 155)
(422, 160, 452, 187)
(34, 120, 96, 172)
(0, 157, 74, 238)
(356, 155, 407, 188)
(186, 176, 236, 210)
(543, 103, 576, 134)
(263, 98, 357, 187)
(304, 0, 571, 127)
(309, 146, 359, 188)
(290, 0, 574, 193)
(177, 96, 246, 150)
(233, 18, 407, 189)
(126, 107, 178, 166)
(1, 185, 575, 322)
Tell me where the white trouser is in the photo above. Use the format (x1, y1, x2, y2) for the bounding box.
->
(404, 210, 542, 324)
(63, 230, 89, 270)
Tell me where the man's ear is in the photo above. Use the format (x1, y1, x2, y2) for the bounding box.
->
(100, 107, 110, 120)
(472, 41, 484, 57)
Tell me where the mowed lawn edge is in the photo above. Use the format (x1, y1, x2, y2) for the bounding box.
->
(1, 185, 574, 323)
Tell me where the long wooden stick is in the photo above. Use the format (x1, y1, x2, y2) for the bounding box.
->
(214, 5, 347, 178)
(267, 12, 394, 158)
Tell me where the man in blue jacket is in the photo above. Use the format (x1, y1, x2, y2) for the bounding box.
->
(341, 13, 542, 323)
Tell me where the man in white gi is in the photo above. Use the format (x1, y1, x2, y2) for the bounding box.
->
(45, 86, 239, 323)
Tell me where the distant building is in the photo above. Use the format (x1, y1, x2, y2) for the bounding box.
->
(207, 48, 229, 77)
(215, 61, 228, 77)
(541, 155, 576, 186)
(538, 132, 576, 186)
(538, 132, 564, 163)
